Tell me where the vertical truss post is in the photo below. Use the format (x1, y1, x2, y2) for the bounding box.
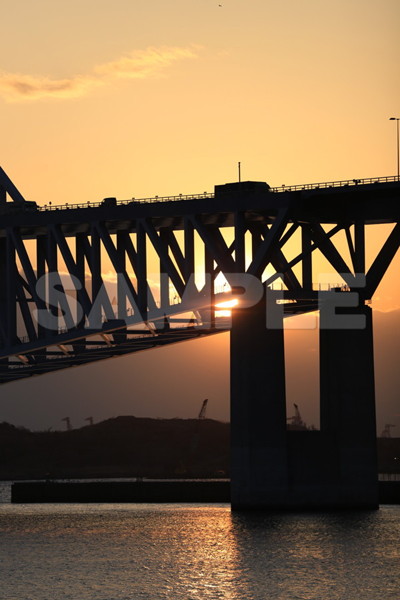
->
(301, 224, 313, 291)
(205, 246, 215, 328)
(184, 217, 195, 283)
(75, 234, 85, 281)
(90, 226, 102, 322)
(6, 230, 17, 346)
(234, 211, 246, 272)
(136, 222, 147, 318)
(251, 227, 262, 259)
(46, 228, 59, 337)
(0, 239, 8, 345)
(36, 236, 47, 339)
(33, 235, 50, 359)
(159, 229, 170, 312)
(75, 233, 87, 330)
(116, 231, 128, 322)
(354, 221, 365, 275)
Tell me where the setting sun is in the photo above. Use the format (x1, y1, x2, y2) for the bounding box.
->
(215, 298, 239, 317)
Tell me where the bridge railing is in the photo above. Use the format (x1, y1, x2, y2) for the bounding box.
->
(36, 175, 398, 212)
(270, 175, 399, 193)
(38, 191, 214, 212)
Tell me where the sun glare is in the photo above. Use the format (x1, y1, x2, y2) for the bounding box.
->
(215, 298, 239, 317)
(215, 299, 239, 309)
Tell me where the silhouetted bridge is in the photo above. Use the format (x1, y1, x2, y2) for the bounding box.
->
(1, 167, 400, 509)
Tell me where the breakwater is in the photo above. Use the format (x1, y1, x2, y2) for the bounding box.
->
(11, 480, 230, 503)
(10, 479, 400, 504)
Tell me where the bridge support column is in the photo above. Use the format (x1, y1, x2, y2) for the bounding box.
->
(230, 293, 288, 509)
(230, 298, 378, 510)
(319, 304, 378, 508)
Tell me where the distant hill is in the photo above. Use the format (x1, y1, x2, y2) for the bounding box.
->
(0, 417, 230, 480)
(1, 417, 398, 480)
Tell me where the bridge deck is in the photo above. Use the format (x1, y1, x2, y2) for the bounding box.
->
(0, 176, 399, 238)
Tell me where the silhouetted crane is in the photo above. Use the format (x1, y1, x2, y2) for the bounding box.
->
(286, 403, 307, 430)
(381, 424, 396, 438)
(198, 399, 208, 419)
(185, 399, 209, 466)
(85, 417, 94, 426)
(61, 417, 72, 431)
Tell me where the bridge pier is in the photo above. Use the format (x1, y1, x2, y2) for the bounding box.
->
(230, 294, 288, 509)
(319, 305, 378, 508)
(230, 296, 379, 510)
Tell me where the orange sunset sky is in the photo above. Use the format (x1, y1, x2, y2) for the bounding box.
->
(0, 0, 399, 431)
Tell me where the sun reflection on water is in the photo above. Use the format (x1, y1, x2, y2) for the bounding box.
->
(0, 503, 399, 599)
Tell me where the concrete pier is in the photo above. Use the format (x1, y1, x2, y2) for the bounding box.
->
(319, 305, 378, 508)
(230, 294, 288, 509)
(230, 295, 379, 510)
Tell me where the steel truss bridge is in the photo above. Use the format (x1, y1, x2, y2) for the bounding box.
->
(2, 166, 400, 509)
(0, 168, 398, 383)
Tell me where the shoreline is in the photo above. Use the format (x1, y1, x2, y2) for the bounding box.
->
(9, 479, 400, 505)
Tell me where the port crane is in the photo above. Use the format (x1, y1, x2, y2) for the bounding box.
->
(61, 417, 72, 431)
(198, 399, 208, 419)
(381, 424, 396, 438)
(286, 403, 307, 430)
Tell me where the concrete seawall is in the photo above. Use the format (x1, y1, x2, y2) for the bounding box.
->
(378, 481, 400, 504)
(10, 480, 400, 505)
(11, 480, 230, 503)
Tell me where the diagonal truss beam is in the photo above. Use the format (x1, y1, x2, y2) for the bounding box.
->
(247, 208, 291, 278)
(94, 222, 142, 317)
(116, 230, 158, 314)
(140, 218, 185, 297)
(248, 222, 302, 292)
(50, 224, 93, 317)
(308, 223, 357, 287)
(365, 222, 400, 298)
(190, 214, 237, 276)
(0, 166, 27, 204)
(263, 223, 345, 287)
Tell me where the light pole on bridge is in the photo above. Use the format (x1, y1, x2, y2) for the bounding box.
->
(389, 117, 400, 180)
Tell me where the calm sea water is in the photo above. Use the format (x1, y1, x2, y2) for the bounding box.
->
(0, 482, 399, 600)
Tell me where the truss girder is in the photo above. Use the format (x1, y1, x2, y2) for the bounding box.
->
(0, 179, 399, 381)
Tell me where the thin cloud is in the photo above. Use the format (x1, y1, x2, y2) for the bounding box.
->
(0, 74, 99, 101)
(95, 46, 198, 79)
(0, 46, 199, 102)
